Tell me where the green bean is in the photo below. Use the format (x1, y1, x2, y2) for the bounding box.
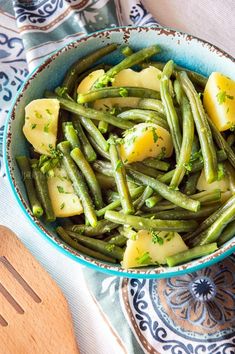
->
(197, 197, 235, 245)
(56, 227, 116, 263)
(117, 109, 169, 130)
(160, 62, 182, 160)
(94, 45, 161, 88)
(88, 136, 110, 160)
(142, 61, 208, 88)
(30, 160, 55, 222)
(119, 226, 137, 239)
(57, 141, 97, 227)
(227, 133, 235, 147)
(183, 171, 200, 195)
(131, 162, 163, 178)
(97, 186, 144, 217)
(96, 173, 116, 190)
(16, 156, 44, 218)
(170, 81, 194, 188)
(184, 194, 235, 244)
(145, 204, 220, 220)
(63, 43, 118, 94)
(57, 110, 70, 143)
(104, 211, 198, 232)
(71, 147, 104, 209)
(109, 139, 134, 214)
(166, 243, 217, 267)
(138, 98, 165, 116)
(52, 96, 134, 130)
(65, 233, 124, 261)
(108, 234, 127, 247)
(63, 122, 81, 149)
(133, 186, 154, 210)
(66, 219, 119, 236)
(207, 116, 235, 169)
(75, 115, 109, 152)
(121, 46, 133, 57)
(142, 157, 170, 172)
(98, 120, 109, 134)
(127, 168, 200, 212)
(190, 149, 227, 173)
(72, 119, 97, 162)
(78, 87, 161, 104)
(145, 194, 162, 208)
(218, 220, 235, 246)
(92, 160, 113, 177)
(143, 189, 221, 213)
(76, 64, 112, 87)
(178, 71, 217, 183)
(191, 189, 221, 204)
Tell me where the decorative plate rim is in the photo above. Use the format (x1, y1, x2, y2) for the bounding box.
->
(3, 25, 235, 278)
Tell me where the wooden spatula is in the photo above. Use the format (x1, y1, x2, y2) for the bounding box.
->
(0, 225, 79, 354)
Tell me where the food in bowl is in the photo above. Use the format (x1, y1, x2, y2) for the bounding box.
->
(15, 43, 235, 269)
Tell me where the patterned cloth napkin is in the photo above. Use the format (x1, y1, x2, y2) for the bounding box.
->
(0, 1, 234, 353)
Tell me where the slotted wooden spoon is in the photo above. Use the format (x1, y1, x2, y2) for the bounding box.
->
(0, 225, 79, 354)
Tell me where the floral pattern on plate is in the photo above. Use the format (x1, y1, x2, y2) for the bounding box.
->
(120, 255, 235, 353)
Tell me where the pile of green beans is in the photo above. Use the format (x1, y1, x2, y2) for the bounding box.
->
(17, 43, 235, 269)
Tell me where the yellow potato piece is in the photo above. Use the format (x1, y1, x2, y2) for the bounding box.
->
(197, 168, 230, 192)
(122, 230, 188, 269)
(120, 122, 173, 164)
(203, 72, 235, 131)
(23, 98, 60, 156)
(78, 67, 162, 111)
(47, 167, 83, 217)
(112, 66, 162, 91)
(77, 69, 105, 94)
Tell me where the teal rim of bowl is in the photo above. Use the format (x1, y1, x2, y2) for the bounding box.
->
(3, 26, 235, 279)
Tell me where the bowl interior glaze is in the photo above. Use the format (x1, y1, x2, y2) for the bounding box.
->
(4, 26, 235, 278)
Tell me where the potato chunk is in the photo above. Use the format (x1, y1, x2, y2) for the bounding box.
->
(122, 230, 188, 269)
(203, 72, 235, 131)
(120, 122, 173, 164)
(47, 167, 83, 217)
(23, 98, 60, 156)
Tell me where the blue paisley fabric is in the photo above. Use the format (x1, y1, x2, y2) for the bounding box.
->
(0, 1, 234, 353)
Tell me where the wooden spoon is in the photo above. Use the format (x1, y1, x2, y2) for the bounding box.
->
(0, 225, 79, 354)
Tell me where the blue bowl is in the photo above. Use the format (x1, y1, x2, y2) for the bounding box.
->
(4, 26, 235, 278)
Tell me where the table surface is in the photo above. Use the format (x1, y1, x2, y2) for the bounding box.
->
(144, 0, 235, 56)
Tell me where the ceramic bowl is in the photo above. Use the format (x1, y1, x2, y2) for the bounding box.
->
(4, 26, 235, 278)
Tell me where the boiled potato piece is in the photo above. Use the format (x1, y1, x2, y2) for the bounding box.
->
(120, 122, 173, 164)
(197, 167, 230, 192)
(78, 67, 162, 111)
(47, 166, 83, 217)
(203, 72, 235, 131)
(23, 99, 60, 156)
(77, 69, 105, 94)
(122, 230, 188, 269)
(112, 66, 162, 91)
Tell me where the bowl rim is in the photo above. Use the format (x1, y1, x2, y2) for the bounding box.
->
(3, 25, 235, 278)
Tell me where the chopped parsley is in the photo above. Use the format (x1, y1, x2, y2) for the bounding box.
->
(44, 123, 50, 133)
(60, 202, 65, 210)
(34, 111, 42, 119)
(152, 128, 158, 143)
(115, 159, 123, 171)
(105, 244, 115, 253)
(183, 161, 193, 172)
(151, 231, 164, 245)
(136, 251, 153, 265)
(46, 109, 52, 115)
(119, 87, 128, 97)
(216, 90, 234, 105)
(57, 186, 65, 193)
(31, 123, 37, 129)
(217, 163, 225, 181)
